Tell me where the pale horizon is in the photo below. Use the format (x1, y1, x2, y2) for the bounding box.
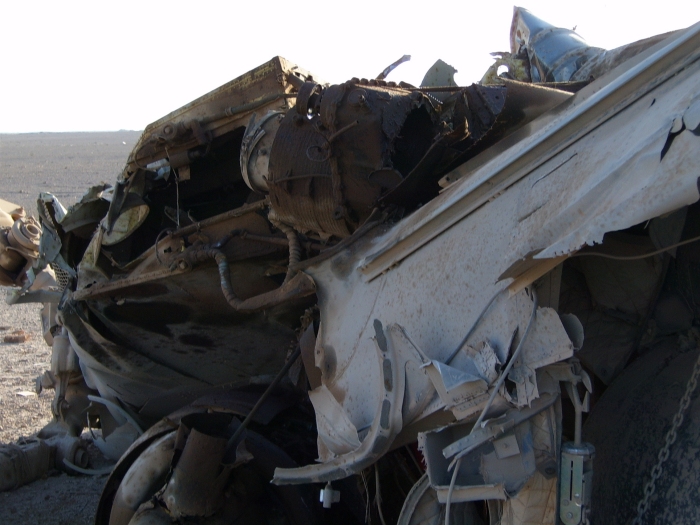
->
(2, 0, 699, 133)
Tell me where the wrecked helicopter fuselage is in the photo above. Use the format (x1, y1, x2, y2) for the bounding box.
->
(3, 7, 700, 525)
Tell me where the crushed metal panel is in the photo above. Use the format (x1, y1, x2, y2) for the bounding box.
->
(300, 192, 575, 451)
(422, 360, 489, 420)
(5, 8, 700, 523)
(464, 341, 501, 384)
(420, 417, 538, 503)
(128, 57, 312, 171)
(419, 394, 558, 510)
(357, 22, 700, 282)
(510, 7, 605, 83)
(272, 319, 406, 484)
(267, 80, 439, 239)
(308, 384, 361, 459)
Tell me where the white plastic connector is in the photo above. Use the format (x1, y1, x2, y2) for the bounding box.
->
(319, 482, 340, 509)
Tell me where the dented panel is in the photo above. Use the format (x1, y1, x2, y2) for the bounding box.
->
(2, 8, 700, 525)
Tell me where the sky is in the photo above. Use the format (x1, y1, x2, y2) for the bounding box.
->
(1, 0, 699, 133)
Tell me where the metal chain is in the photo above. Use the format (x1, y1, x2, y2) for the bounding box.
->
(632, 349, 700, 525)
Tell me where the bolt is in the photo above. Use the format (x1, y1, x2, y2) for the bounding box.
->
(566, 512, 574, 519)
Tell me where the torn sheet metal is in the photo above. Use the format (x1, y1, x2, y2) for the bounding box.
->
(510, 7, 671, 86)
(294, 224, 574, 472)
(308, 385, 361, 460)
(376, 54, 411, 81)
(5, 7, 700, 523)
(497, 78, 700, 271)
(267, 80, 439, 238)
(380, 80, 572, 212)
(273, 319, 405, 485)
(510, 7, 605, 83)
(464, 341, 501, 384)
(422, 360, 489, 419)
(421, 305, 573, 418)
(281, 203, 575, 477)
(420, 59, 458, 102)
(357, 22, 700, 283)
(125, 57, 314, 178)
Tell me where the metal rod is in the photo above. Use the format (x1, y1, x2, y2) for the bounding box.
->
(409, 86, 465, 93)
(225, 345, 302, 451)
(169, 200, 268, 239)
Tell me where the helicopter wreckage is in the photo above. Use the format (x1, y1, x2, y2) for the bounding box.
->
(2, 7, 700, 525)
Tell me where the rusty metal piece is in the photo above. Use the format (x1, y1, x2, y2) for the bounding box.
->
(109, 432, 176, 525)
(296, 81, 323, 116)
(127, 57, 310, 171)
(0, 439, 51, 492)
(0, 215, 41, 286)
(71, 266, 190, 300)
(0, 229, 25, 274)
(8, 217, 41, 252)
(5, 11, 700, 525)
(3, 329, 30, 343)
(216, 92, 298, 121)
(161, 428, 231, 518)
(0, 435, 88, 492)
(169, 199, 268, 239)
(268, 80, 438, 238)
(240, 110, 286, 193)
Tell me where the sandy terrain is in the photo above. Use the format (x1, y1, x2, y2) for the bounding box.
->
(0, 131, 141, 524)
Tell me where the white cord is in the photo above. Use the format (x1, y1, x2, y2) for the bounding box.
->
(445, 288, 539, 525)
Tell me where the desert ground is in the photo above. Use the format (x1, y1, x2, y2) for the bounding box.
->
(0, 131, 141, 524)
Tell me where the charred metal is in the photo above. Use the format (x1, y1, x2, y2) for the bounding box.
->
(2, 6, 700, 525)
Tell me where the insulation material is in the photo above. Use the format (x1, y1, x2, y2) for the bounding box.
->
(500, 471, 557, 525)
